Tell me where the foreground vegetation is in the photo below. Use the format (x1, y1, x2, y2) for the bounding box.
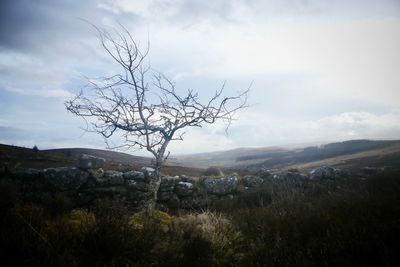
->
(1, 170, 399, 266)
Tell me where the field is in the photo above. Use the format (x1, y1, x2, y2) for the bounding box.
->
(1, 140, 400, 266)
(1, 168, 399, 266)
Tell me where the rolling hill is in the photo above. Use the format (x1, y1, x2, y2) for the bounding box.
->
(174, 139, 400, 171)
(1, 139, 399, 175)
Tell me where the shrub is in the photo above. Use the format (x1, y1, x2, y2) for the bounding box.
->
(172, 211, 243, 266)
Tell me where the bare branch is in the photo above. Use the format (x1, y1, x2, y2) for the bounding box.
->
(66, 24, 249, 172)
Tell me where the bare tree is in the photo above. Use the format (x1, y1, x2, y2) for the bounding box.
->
(65, 25, 249, 213)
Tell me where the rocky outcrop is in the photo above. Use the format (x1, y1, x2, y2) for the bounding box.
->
(201, 174, 238, 195)
(309, 166, 342, 180)
(241, 175, 264, 187)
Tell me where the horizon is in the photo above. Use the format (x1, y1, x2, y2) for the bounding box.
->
(1, 1, 400, 157)
(1, 138, 399, 158)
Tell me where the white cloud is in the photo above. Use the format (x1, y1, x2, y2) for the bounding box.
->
(226, 110, 400, 148)
(1, 1, 399, 154)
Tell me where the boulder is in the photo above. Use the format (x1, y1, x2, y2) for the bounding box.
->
(43, 167, 89, 190)
(175, 181, 194, 197)
(87, 168, 104, 180)
(92, 186, 127, 195)
(141, 167, 155, 178)
(126, 179, 149, 192)
(201, 174, 238, 195)
(158, 190, 174, 201)
(159, 176, 177, 192)
(309, 166, 341, 180)
(95, 170, 124, 186)
(179, 175, 194, 183)
(284, 170, 308, 180)
(77, 154, 106, 170)
(241, 175, 264, 187)
(123, 170, 146, 182)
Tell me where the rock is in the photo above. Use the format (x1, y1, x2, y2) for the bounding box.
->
(284, 170, 308, 180)
(43, 167, 89, 190)
(77, 154, 106, 170)
(179, 175, 194, 183)
(123, 170, 146, 182)
(175, 181, 194, 197)
(309, 166, 341, 180)
(157, 176, 179, 201)
(159, 176, 177, 192)
(158, 190, 174, 201)
(126, 180, 149, 192)
(241, 175, 264, 187)
(201, 174, 238, 195)
(96, 170, 124, 186)
(141, 167, 155, 178)
(87, 168, 104, 180)
(92, 186, 127, 195)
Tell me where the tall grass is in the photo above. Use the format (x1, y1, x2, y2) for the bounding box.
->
(0, 170, 399, 266)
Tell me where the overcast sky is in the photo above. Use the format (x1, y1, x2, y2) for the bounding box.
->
(1, 0, 399, 155)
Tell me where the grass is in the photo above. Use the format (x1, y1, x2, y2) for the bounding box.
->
(0, 170, 399, 266)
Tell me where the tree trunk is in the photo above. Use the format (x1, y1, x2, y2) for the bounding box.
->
(146, 158, 163, 217)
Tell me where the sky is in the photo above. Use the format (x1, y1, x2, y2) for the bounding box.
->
(0, 0, 399, 156)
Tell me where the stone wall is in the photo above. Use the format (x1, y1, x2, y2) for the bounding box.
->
(0, 154, 347, 211)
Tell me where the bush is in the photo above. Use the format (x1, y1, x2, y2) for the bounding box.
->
(0, 171, 399, 266)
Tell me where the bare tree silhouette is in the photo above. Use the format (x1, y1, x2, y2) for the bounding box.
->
(66, 25, 249, 213)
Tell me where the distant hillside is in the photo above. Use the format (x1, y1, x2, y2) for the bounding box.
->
(2, 139, 399, 176)
(175, 140, 400, 170)
(0, 144, 203, 177)
(44, 147, 152, 167)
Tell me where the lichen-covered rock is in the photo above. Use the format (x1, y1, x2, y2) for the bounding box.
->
(77, 154, 106, 170)
(43, 167, 89, 190)
(123, 170, 146, 182)
(309, 166, 341, 180)
(159, 176, 177, 192)
(87, 168, 104, 180)
(141, 167, 155, 178)
(179, 175, 194, 183)
(175, 181, 194, 197)
(96, 170, 124, 186)
(158, 190, 174, 201)
(126, 179, 149, 192)
(241, 175, 264, 187)
(201, 174, 238, 195)
(284, 170, 308, 180)
(92, 186, 127, 195)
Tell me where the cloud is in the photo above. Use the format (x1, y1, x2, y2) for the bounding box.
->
(0, 126, 26, 142)
(227, 110, 400, 148)
(0, 1, 399, 154)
